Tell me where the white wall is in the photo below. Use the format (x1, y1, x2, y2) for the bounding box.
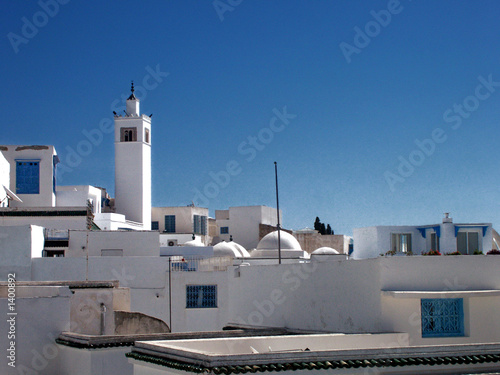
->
(216, 206, 281, 250)
(0, 152, 9, 207)
(66, 230, 160, 257)
(1, 145, 57, 207)
(0, 210, 88, 231)
(354, 223, 493, 259)
(56, 185, 102, 214)
(114, 115, 151, 230)
(152, 206, 209, 240)
(0, 225, 44, 280)
(58, 346, 133, 375)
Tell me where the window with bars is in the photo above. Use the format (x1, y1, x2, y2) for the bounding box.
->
(421, 298, 464, 338)
(151, 221, 159, 230)
(16, 160, 40, 194)
(220, 226, 229, 234)
(186, 285, 217, 308)
(164, 215, 175, 233)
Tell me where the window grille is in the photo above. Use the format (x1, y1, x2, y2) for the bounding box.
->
(186, 285, 217, 308)
(421, 298, 464, 337)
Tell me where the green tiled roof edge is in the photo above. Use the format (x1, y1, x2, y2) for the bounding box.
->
(125, 352, 500, 373)
(56, 338, 134, 349)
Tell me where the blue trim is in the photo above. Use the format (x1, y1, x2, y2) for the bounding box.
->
(433, 225, 441, 238)
(454, 225, 488, 237)
(416, 225, 440, 238)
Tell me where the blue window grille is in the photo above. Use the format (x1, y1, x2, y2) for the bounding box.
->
(164, 215, 175, 233)
(151, 221, 159, 230)
(421, 298, 464, 337)
(220, 226, 229, 234)
(186, 285, 217, 308)
(16, 160, 40, 194)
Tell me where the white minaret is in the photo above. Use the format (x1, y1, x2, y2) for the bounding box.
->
(114, 82, 152, 230)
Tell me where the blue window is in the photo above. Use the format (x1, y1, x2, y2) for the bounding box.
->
(193, 215, 207, 235)
(151, 221, 159, 230)
(164, 215, 175, 233)
(186, 285, 217, 308)
(421, 298, 464, 337)
(16, 160, 40, 194)
(220, 226, 229, 234)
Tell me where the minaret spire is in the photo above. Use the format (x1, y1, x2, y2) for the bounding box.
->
(128, 80, 137, 101)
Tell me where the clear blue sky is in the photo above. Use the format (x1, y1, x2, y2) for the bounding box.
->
(1, 1, 499, 235)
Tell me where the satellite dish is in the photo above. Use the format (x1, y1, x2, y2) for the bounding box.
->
(3, 185, 22, 203)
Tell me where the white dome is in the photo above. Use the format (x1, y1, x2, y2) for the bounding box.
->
(183, 238, 204, 247)
(231, 242, 251, 257)
(257, 231, 302, 251)
(213, 241, 250, 258)
(312, 247, 340, 255)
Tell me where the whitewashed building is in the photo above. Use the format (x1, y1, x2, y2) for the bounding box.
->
(353, 213, 493, 259)
(152, 206, 210, 245)
(214, 206, 282, 250)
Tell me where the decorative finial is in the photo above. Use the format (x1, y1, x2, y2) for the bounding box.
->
(127, 80, 137, 100)
(230, 235, 233, 242)
(192, 233, 195, 240)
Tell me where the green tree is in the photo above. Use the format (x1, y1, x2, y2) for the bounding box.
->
(314, 217, 321, 232)
(320, 223, 326, 235)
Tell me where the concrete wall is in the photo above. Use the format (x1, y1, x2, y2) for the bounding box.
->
(1, 145, 57, 208)
(66, 230, 160, 257)
(0, 285, 71, 375)
(294, 230, 351, 254)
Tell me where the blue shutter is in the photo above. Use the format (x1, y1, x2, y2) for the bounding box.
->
(16, 160, 40, 194)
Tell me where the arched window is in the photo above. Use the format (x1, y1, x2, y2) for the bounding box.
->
(120, 127, 137, 142)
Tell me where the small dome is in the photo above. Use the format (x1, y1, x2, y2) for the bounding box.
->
(312, 247, 340, 255)
(183, 238, 204, 247)
(213, 241, 250, 258)
(231, 242, 251, 257)
(257, 231, 302, 251)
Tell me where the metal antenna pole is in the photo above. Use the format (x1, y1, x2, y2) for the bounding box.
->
(274, 162, 281, 265)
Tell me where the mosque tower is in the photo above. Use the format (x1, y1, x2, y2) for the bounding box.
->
(114, 82, 152, 229)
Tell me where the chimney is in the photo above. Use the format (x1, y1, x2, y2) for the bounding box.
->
(443, 212, 453, 224)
